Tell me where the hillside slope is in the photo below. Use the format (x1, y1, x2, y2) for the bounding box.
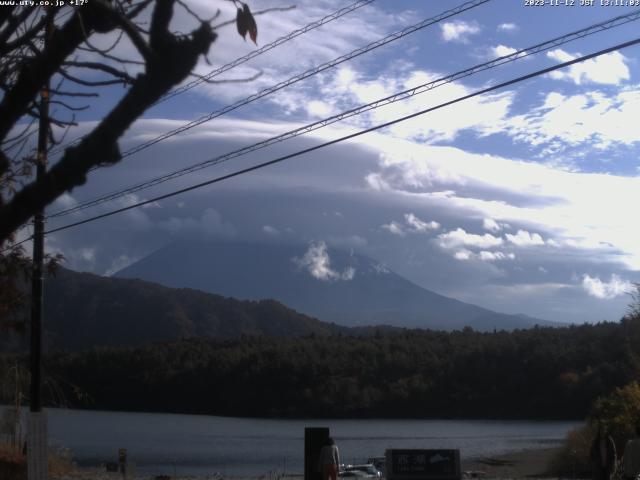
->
(116, 240, 553, 331)
(37, 267, 345, 350)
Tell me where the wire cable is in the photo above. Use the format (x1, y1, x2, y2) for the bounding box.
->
(0, 225, 34, 254)
(159, 0, 376, 104)
(0, 238, 32, 255)
(42, 36, 640, 237)
(47, 8, 640, 219)
(119, 0, 490, 157)
(48, 0, 491, 161)
(47, 0, 375, 157)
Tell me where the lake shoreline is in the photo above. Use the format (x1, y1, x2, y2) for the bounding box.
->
(462, 446, 562, 478)
(1, 406, 579, 478)
(55, 446, 566, 479)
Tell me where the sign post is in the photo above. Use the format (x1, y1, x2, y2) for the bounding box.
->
(118, 448, 127, 480)
(386, 449, 461, 480)
(27, 13, 53, 480)
(304, 427, 329, 480)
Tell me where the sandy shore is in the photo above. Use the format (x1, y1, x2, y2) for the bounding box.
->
(461, 447, 561, 478)
(55, 447, 564, 480)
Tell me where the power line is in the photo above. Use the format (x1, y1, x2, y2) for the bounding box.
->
(48, 0, 491, 161)
(42, 36, 640, 237)
(119, 0, 490, 158)
(159, 0, 376, 104)
(48, 0, 375, 157)
(48, 9, 640, 219)
(0, 233, 33, 255)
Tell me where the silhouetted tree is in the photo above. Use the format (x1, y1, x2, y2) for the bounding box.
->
(0, 0, 265, 331)
(0, 0, 262, 243)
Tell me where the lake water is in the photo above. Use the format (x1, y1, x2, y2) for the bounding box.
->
(4, 407, 581, 476)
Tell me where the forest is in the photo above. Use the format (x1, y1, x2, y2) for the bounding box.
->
(2, 315, 639, 420)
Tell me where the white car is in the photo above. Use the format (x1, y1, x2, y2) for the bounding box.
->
(340, 464, 383, 478)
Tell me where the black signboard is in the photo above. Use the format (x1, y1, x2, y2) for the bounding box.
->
(386, 449, 461, 480)
(304, 427, 330, 480)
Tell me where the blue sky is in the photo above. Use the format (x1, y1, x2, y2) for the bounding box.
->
(33, 0, 640, 324)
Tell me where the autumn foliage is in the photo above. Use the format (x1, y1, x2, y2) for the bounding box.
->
(236, 2, 258, 44)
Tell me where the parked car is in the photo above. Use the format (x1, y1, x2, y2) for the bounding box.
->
(340, 464, 382, 478)
(367, 457, 386, 474)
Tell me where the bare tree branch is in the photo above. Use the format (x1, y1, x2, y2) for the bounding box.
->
(48, 88, 99, 98)
(0, 2, 119, 148)
(63, 61, 136, 84)
(59, 68, 129, 87)
(49, 100, 89, 112)
(0, 0, 218, 240)
(0, 9, 53, 57)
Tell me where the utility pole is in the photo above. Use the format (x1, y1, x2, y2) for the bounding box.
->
(28, 12, 52, 480)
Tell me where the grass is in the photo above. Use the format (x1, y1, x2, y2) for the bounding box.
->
(548, 423, 594, 478)
(0, 443, 26, 480)
(0, 442, 75, 479)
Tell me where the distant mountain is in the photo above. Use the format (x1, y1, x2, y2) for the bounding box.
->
(35, 267, 346, 351)
(115, 240, 553, 331)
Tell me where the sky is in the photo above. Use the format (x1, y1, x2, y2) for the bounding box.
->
(24, 0, 640, 324)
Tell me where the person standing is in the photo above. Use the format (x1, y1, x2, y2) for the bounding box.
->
(319, 437, 340, 480)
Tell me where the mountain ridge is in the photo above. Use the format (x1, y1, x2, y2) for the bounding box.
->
(115, 239, 555, 331)
(27, 267, 349, 351)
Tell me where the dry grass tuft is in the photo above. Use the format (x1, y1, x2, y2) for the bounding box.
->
(548, 423, 595, 478)
(49, 447, 76, 478)
(0, 443, 26, 480)
(0, 442, 76, 479)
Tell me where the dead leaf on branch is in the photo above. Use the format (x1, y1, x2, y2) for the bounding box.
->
(236, 3, 258, 45)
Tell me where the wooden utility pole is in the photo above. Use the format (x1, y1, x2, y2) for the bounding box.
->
(28, 13, 52, 480)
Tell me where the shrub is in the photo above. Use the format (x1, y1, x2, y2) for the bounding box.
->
(548, 423, 595, 478)
(590, 381, 640, 453)
(0, 443, 26, 480)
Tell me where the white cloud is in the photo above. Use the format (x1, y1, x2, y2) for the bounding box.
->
(372, 263, 390, 274)
(78, 247, 95, 262)
(105, 254, 137, 277)
(382, 221, 406, 236)
(483, 218, 501, 232)
(319, 66, 513, 144)
(341, 267, 356, 281)
(454, 249, 473, 261)
(478, 251, 515, 262)
(306, 100, 333, 118)
(505, 230, 545, 247)
(383, 214, 439, 237)
(366, 173, 391, 191)
(491, 45, 518, 57)
(62, 247, 97, 271)
(440, 20, 480, 43)
(293, 241, 355, 282)
(497, 22, 518, 32)
(361, 134, 640, 270)
(158, 208, 236, 238)
(189, 0, 398, 104)
(546, 49, 630, 85)
(404, 213, 440, 232)
(582, 274, 632, 300)
(453, 249, 515, 262)
(52, 193, 77, 210)
(262, 225, 280, 236)
(438, 228, 503, 249)
(502, 89, 640, 152)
